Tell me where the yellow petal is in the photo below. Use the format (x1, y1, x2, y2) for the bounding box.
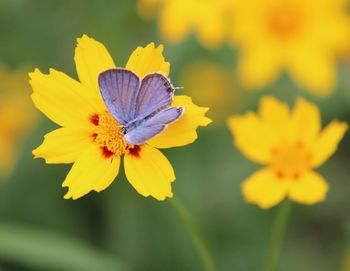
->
(259, 96, 290, 125)
(290, 97, 321, 143)
(124, 144, 175, 200)
(288, 48, 336, 96)
(74, 34, 116, 100)
(148, 95, 212, 148)
(125, 43, 170, 78)
(287, 171, 329, 205)
(137, 0, 161, 19)
(178, 60, 235, 122)
(33, 127, 92, 164)
(29, 68, 97, 128)
(242, 168, 288, 209)
(0, 80, 36, 175)
(259, 96, 290, 138)
(311, 120, 348, 168)
(237, 45, 282, 90)
(158, 0, 192, 44)
(0, 136, 17, 175)
(227, 114, 279, 164)
(63, 146, 120, 199)
(195, 3, 227, 48)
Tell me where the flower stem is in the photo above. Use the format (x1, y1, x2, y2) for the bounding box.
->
(262, 200, 292, 271)
(169, 196, 216, 271)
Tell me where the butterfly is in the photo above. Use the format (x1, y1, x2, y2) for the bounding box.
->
(98, 68, 184, 145)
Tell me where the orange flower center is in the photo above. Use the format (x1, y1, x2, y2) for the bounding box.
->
(271, 141, 312, 180)
(267, 4, 304, 41)
(89, 111, 140, 158)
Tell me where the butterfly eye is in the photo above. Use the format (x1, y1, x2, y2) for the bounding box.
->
(121, 127, 127, 135)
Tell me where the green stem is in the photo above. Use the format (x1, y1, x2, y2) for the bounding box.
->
(262, 200, 292, 271)
(169, 196, 216, 271)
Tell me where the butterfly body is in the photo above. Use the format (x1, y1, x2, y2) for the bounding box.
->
(98, 68, 184, 145)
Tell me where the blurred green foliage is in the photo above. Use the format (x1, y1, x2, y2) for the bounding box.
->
(0, 0, 350, 270)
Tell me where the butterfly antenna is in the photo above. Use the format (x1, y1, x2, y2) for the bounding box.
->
(174, 86, 184, 91)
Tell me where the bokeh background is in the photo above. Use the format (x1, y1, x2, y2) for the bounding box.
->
(1, 0, 350, 270)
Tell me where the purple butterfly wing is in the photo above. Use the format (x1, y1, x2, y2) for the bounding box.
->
(134, 73, 174, 120)
(124, 107, 184, 145)
(98, 68, 140, 124)
(99, 70, 180, 145)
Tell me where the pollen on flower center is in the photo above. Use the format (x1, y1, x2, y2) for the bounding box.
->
(271, 141, 312, 179)
(267, 4, 304, 41)
(90, 111, 130, 157)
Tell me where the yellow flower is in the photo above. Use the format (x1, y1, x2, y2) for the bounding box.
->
(344, 249, 350, 271)
(230, 0, 350, 95)
(30, 35, 211, 200)
(227, 96, 348, 209)
(0, 66, 37, 177)
(179, 60, 237, 123)
(137, 0, 232, 49)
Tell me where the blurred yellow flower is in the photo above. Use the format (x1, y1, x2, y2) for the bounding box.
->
(30, 35, 211, 200)
(0, 66, 37, 177)
(344, 249, 350, 271)
(227, 96, 348, 209)
(137, 0, 233, 48)
(179, 61, 236, 123)
(230, 0, 350, 95)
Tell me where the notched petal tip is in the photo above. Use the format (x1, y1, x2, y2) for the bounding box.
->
(32, 144, 49, 162)
(126, 42, 170, 78)
(76, 34, 92, 44)
(147, 42, 156, 48)
(155, 43, 164, 52)
(29, 68, 58, 80)
(28, 68, 41, 80)
(63, 190, 72, 200)
(63, 187, 84, 200)
(142, 190, 174, 201)
(202, 117, 212, 126)
(28, 69, 45, 88)
(158, 191, 174, 201)
(74, 34, 116, 96)
(63, 189, 81, 200)
(32, 149, 40, 160)
(196, 106, 212, 126)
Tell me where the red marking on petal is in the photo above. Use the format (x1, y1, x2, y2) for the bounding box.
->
(306, 153, 312, 162)
(128, 145, 141, 158)
(101, 147, 114, 158)
(293, 172, 301, 180)
(91, 133, 98, 141)
(296, 141, 304, 149)
(90, 114, 99, 125)
(271, 148, 279, 156)
(276, 170, 285, 180)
